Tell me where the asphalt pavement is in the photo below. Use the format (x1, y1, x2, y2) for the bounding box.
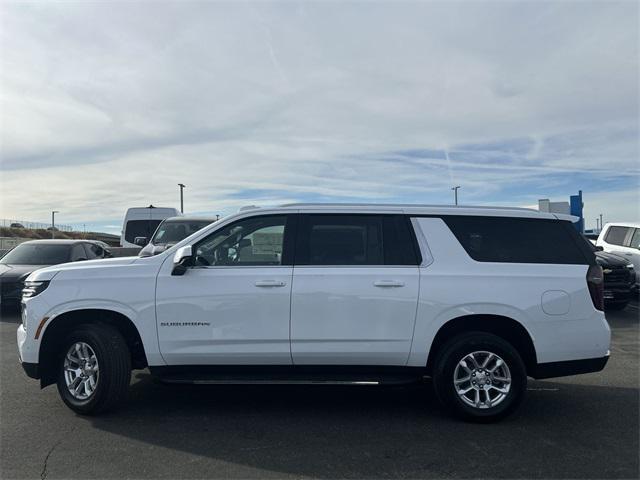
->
(1, 303, 638, 479)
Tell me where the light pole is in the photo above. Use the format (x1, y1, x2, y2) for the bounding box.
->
(178, 183, 186, 213)
(599, 213, 603, 231)
(51, 211, 59, 239)
(451, 186, 461, 206)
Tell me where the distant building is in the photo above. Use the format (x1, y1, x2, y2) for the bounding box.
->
(538, 191, 584, 233)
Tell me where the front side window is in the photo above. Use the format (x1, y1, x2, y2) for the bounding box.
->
(70, 244, 87, 261)
(296, 214, 419, 266)
(194, 215, 287, 267)
(124, 220, 163, 244)
(605, 226, 630, 246)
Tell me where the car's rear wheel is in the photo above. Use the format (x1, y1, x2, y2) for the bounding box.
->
(56, 323, 131, 415)
(432, 332, 527, 422)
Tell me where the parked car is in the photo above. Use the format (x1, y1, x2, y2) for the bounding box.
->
(138, 216, 217, 257)
(585, 240, 636, 310)
(596, 222, 640, 284)
(9, 223, 25, 229)
(86, 240, 113, 258)
(18, 204, 609, 422)
(120, 205, 180, 248)
(0, 240, 109, 310)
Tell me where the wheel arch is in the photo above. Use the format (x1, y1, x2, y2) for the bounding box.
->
(425, 314, 537, 376)
(38, 308, 147, 388)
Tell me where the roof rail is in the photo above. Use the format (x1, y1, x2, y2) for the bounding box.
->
(279, 202, 536, 212)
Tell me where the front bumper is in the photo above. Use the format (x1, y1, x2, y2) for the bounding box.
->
(530, 354, 609, 379)
(21, 362, 40, 379)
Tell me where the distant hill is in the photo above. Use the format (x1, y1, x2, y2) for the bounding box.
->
(0, 227, 120, 246)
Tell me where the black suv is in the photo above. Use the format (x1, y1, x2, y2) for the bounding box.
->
(589, 243, 636, 310)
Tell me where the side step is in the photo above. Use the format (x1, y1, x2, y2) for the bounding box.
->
(151, 366, 425, 386)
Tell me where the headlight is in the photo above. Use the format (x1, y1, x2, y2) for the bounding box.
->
(22, 281, 50, 299)
(626, 264, 634, 269)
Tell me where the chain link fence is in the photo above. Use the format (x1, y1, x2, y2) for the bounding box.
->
(0, 219, 73, 232)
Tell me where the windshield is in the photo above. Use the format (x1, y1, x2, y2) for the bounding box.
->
(0, 244, 71, 265)
(152, 220, 212, 245)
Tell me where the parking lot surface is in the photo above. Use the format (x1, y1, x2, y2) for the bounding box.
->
(1, 303, 638, 479)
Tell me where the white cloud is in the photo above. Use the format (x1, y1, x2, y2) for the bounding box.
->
(0, 1, 638, 232)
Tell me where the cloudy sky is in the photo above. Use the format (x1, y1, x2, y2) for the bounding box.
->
(1, 1, 638, 233)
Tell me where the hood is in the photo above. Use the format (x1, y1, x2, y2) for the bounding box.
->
(27, 256, 140, 282)
(0, 264, 46, 282)
(595, 251, 632, 267)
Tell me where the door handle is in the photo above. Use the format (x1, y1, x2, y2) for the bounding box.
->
(255, 280, 286, 287)
(373, 280, 405, 287)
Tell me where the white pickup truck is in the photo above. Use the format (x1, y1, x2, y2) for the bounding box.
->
(17, 204, 610, 421)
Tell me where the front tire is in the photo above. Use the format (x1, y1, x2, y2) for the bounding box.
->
(56, 323, 131, 415)
(432, 332, 527, 422)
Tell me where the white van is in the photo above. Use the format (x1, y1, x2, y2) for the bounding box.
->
(120, 206, 180, 248)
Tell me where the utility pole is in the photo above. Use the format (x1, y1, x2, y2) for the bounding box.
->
(51, 211, 59, 239)
(178, 183, 186, 213)
(596, 218, 600, 232)
(599, 213, 603, 231)
(451, 186, 461, 206)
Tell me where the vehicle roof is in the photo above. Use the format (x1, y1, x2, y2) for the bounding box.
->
(20, 239, 87, 245)
(603, 222, 640, 228)
(237, 203, 577, 221)
(162, 216, 217, 222)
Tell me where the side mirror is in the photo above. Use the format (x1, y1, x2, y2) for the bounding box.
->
(172, 245, 193, 276)
(595, 246, 604, 251)
(134, 236, 148, 246)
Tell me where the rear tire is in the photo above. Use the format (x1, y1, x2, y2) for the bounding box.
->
(432, 332, 527, 422)
(56, 323, 131, 415)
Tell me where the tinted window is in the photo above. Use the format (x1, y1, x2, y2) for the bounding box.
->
(605, 226, 630, 246)
(70, 244, 87, 261)
(629, 229, 640, 249)
(443, 216, 591, 264)
(0, 244, 71, 265)
(124, 220, 163, 244)
(195, 215, 288, 266)
(84, 243, 103, 259)
(152, 220, 212, 245)
(296, 214, 419, 266)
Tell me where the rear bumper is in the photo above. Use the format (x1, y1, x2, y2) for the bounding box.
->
(530, 354, 609, 379)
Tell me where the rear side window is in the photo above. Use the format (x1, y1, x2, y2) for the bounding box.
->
(630, 229, 640, 249)
(443, 216, 591, 265)
(296, 214, 419, 266)
(605, 226, 630, 246)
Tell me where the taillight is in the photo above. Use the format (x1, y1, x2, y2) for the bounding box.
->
(587, 265, 604, 311)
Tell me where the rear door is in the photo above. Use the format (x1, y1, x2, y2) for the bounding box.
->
(290, 214, 421, 365)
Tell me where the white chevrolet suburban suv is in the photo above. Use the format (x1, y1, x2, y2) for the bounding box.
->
(17, 204, 610, 421)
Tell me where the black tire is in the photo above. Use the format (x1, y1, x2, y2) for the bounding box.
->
(606, 301, 628, 311)
(56, 323, 131, 415)
(432, 332, 527, 422)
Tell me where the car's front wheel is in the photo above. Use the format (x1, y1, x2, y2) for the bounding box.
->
(432, 332, 527, 422)
(56, 323, 131, 415)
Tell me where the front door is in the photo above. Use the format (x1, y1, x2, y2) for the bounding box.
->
(155, 214, 296, 365)
(290, 214, 421, 365)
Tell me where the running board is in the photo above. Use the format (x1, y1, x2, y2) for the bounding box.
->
(151, 366, 425, 386)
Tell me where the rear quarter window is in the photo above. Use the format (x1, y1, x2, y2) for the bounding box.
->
(443, 216, 593, 265)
